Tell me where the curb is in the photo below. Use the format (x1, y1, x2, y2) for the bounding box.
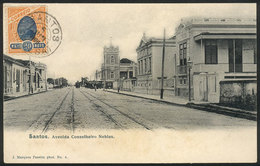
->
(4, 90, 49, 101)
(186, 103, 257, 121)
(106, 90, 257, 121)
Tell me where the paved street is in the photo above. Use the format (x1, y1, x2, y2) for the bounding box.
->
(4, 87, 256, 133)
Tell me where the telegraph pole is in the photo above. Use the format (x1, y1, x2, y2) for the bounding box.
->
(103, 51, 106, 91)
(160, 29, 166, 99)
(118, 51, 120, 92)
(45, 66, 47, 91)
(174, 53, 177, 96)
(29, 55, 33, 94)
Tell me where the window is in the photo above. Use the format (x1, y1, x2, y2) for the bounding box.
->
(111, 72, 114, 79)
(254, 42, 257, 64)
(179, 43, 187, 65)
(183, 43, 187, 65)
(138, 61, 141, 75)
(205, 40, 218, 64)
(183, 78, 186, 85)
(140, 60, 143, 74)
(149, 57, 152, 74)
(144, 59, 147, 73)
(129, 71, 133, 78)
(111, 55, 115, 63)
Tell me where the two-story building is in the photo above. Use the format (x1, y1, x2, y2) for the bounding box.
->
(174, 17, 256, 102)
(135, 33, 176, 96)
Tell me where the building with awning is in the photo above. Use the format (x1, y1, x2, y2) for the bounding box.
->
(174, 17, 256, 103)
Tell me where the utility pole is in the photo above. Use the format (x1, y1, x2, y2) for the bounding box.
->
(103, 51, 106, 90)
(160, 29, 166, 99)
(174, 53, 177, 96)
(118, 51, 120, 92)
(45, 66, 47, 91)
(96, 70, 97, 81)
(29, 55, 33, 94)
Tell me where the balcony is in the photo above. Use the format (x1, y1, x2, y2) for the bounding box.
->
(177, 65, 187, 75)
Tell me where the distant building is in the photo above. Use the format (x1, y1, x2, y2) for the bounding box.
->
(114, 58, 137, 91)
(101, 44, 120, 89)
(174, 17, 257, 102)
(54, 77, 68, 87)
(135, 33, 176, 96)
(95, 70, 102, 81)
(3, 54, 47, 96)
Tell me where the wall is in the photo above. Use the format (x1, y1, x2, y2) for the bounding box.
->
(219, 80, 257, 110)
(152, 45, 176, 82)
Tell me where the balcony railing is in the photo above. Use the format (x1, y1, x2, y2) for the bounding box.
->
(177, 65, 187, 74)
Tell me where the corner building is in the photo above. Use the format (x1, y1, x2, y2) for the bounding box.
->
(174, 17, 256, 102)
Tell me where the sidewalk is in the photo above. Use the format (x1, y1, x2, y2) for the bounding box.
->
(4, 89, 50, 101)
(106, 89, 189, 106)
(105, 89, 257, 121)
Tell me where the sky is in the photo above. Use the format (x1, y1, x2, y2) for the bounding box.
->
(5, 3, 256, 84)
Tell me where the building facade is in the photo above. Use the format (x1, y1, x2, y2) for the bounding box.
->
(101, 44, 120, 89)
(174, 17, 256, 102)
(135, 33, 176, 96)
(3, 54, 47, 97)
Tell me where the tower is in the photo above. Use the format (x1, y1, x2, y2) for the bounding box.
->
(102, 41, 119, 89)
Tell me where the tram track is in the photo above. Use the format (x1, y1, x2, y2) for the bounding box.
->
(41, 88, 71, 133)
(79, 90, 124, 129)
(70, 87, 75, 133)
(79, 89, 151, 130)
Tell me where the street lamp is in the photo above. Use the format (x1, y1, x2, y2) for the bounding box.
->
(187, 58, 193, 102)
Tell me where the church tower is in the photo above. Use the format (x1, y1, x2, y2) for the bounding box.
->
(101, 40, 119, 88)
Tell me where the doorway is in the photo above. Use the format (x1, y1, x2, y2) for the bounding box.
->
(16, 69, 20, 92)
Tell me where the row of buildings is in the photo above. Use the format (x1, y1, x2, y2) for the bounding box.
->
(96, 17, 257, 105)
(3, 54, 47, 97)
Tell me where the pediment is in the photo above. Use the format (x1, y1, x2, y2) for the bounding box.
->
(138, 38, 147, 49)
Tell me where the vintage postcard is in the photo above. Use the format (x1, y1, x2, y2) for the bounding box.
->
(3, 3, 257, 163)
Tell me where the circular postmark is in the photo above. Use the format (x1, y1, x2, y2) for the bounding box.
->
(11, 11, 62, 58)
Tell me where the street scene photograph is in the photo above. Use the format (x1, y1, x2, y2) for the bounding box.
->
(3, 3, 257, 163)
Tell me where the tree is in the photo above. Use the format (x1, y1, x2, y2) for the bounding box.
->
(47, 78, 54, 85)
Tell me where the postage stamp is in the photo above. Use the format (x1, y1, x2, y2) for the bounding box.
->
(6, 5, 62, 57)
